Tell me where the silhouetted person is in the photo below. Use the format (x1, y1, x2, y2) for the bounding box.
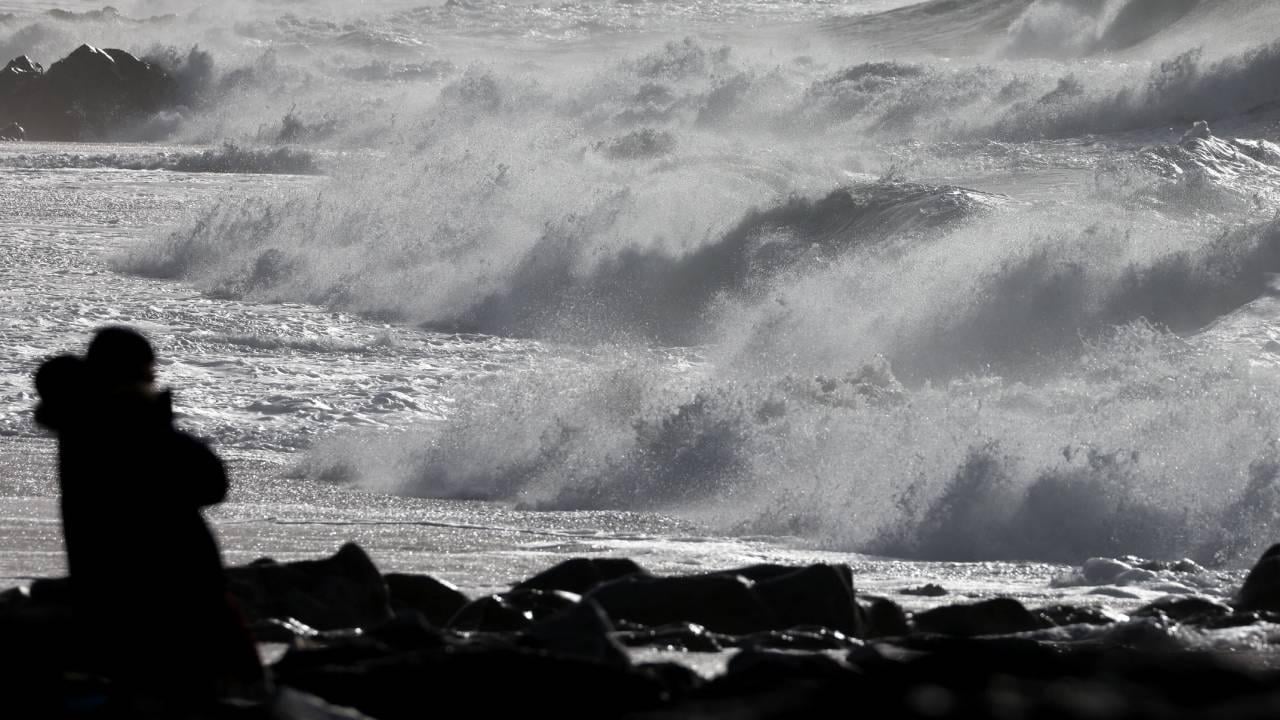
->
(34, 327, 263, 710)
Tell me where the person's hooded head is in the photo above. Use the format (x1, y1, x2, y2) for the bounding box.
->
(33, 354, 87, 431)
(86, 326, 156, 392)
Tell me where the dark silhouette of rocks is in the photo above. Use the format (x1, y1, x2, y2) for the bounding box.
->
(1237, 543, 1280, 612)
(14, 543, 1280, 717)
(588, 573, 777, 635)
(226, 542, 393, 631)
(447, 587, 581, 632)
(901, 582, 948, 597)
(1133, 595, 1234, 624)
(0, 44, 179, 141)
(912, 597, 1043, 637)
(384, 572, 468, 626)
(514, 556, 648, 594)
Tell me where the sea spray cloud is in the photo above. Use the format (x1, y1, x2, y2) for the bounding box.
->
(302, 321, 1280, 565)
(108, 15, 1280, 569)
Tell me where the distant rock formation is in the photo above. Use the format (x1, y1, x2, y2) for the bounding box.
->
(0, 45, 179, 141)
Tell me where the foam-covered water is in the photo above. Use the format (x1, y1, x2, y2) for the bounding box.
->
(4, 0, 1280, 625)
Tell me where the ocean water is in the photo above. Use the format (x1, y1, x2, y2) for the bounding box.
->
(3, 0, 1280, 636)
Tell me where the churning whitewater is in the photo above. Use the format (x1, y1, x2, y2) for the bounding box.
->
(5, 0, 1280, 602)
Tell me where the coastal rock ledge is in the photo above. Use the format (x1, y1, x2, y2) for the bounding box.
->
(0, 45, 180, 141)
(6, 542, 1280, 718)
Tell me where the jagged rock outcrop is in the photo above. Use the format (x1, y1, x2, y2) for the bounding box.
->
(0, 45, 178, 140)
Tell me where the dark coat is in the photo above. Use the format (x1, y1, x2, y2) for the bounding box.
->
(57, 388, 229, 619)
(40, 378, 242, 694)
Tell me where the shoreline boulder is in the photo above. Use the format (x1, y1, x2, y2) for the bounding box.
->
(0, 45, 178, 141)
(226, 542, 393, 631)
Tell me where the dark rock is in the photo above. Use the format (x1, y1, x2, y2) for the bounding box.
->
(912, 598, 1044, 637)
(901, 583, 948, 597)
(0, 45, 178, 140)
(274, 642, 668, 720)
(447, 588, 580, 632)
(0, 55, 43, 96)
(1082, 556, 1134, 584)
(523, 597, 629, 666)
(586, 563, 863, 637)
(226, 542, 393, 631)
(615, 622, 726, 652)
(26, 577, 71, 605)
(587, 573, 776, 635)
(751, 564, 865, 636)
(247, 616, 330, 643)
(364, 611, 448, 652)
(689, 648, 857, 713)
(1036, 604, 1121, 627)
(0, 586, 29, 608)
(384, 572, 468, 626)
(0, 122, 25, 140)
(740, 626, 859, 651)
(719, 562, 825, 583)
(514, 557, 648, 594)
(1133, 596, 1233, 623)
(861, 596, 910, 638)
(4, 55, 43, 75)
(1136, 558, 1207, 574)
(1237, 543, 1280, 612)
(1196, 609, 1280, 630)
(636, 661, 704, 700)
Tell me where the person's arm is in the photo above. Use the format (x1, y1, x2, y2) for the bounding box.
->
(170, 431, 229, 507)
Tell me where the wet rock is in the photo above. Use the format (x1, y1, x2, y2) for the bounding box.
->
(447, 588, 580, 632)
(1082, 556, 1134, 584)
(1089, 586, 1143, 600)
(912, 598, 1043, 637)
(0, 122, 24, 140)
(637, 661, 704, 700)
(751, 564, 864, 636)
(901, 583, 948, 597)
(0, 45, 178, 140)
(364, 611, 448, 652)
(274, 641, 669, 720)
(0, 56, 43, 96)
(1237, 543, 1280, 612)
(383, 572, 468, 626)
(615, 622, 726, 652)
(1136, 558, 1208, 574)
(1115, 567, 1160, 585)
(678, 648, 858, 716)
(1133, 596, 1233, 624)
(740, 626, 859, 651)
(514, 557, 648, 595)
(226, 542, 393, 631)
(587, 573, 776, 635)
(248, 616, 321, 643)
(522, 597, 629, 667)
(1036, 604, 1123, 627)
(589, 562, 864, 637)
(861, 596, 910, 638)
(1182, 120, 1213, 143)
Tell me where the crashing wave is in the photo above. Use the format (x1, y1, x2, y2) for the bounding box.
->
(1003, 0, 1200, 59)
(123, 181, 1001, 344)
(302, 321, 1280, 568)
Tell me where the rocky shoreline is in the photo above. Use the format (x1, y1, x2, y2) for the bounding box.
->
(6, 543, 1280, 718)
(0, 44, 198, 142)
